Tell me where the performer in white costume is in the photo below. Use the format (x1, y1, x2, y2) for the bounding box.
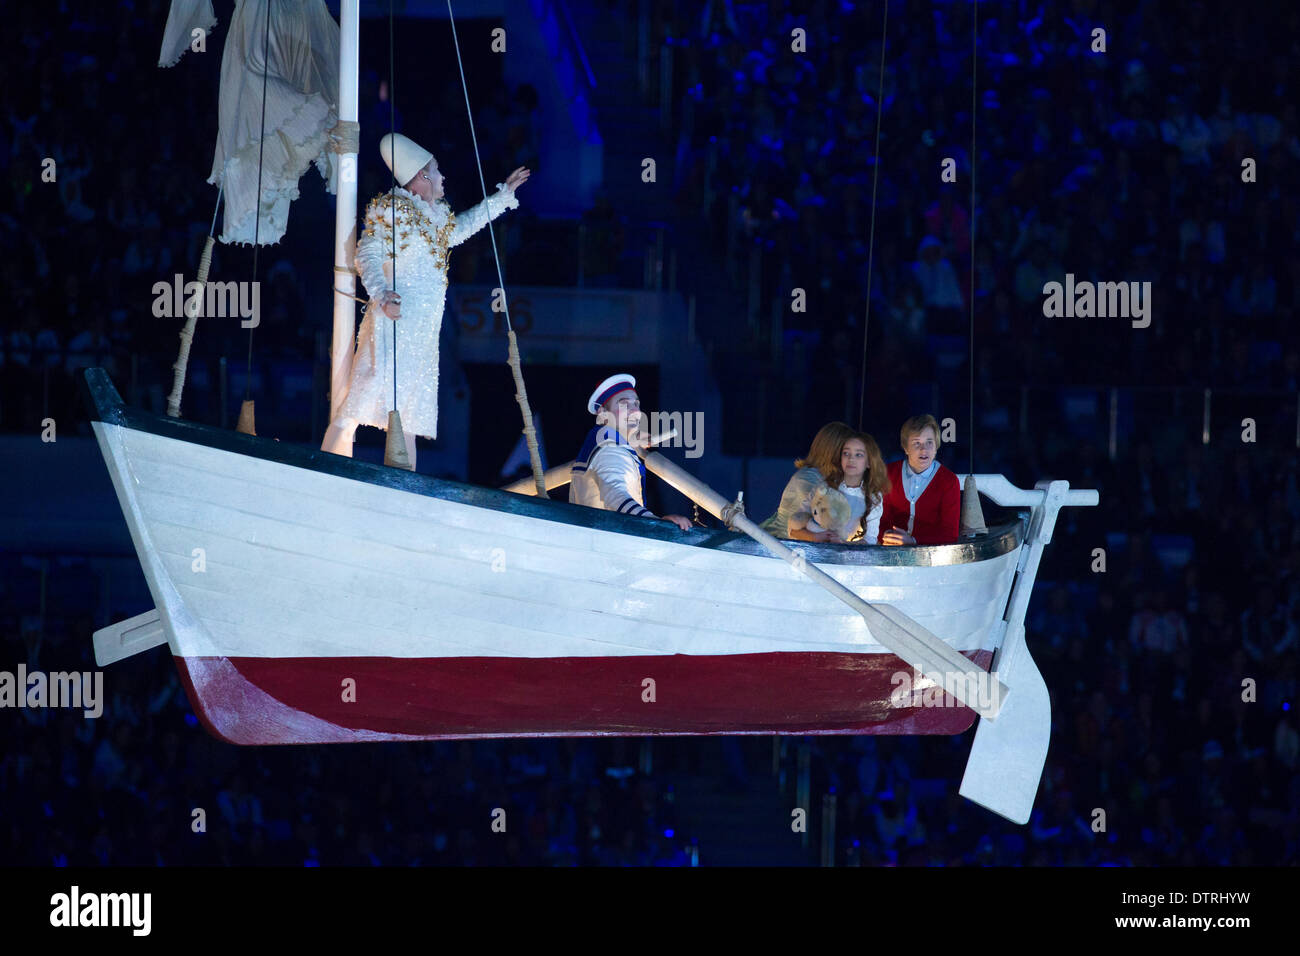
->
(569, 373, 693, 531)
(322, 132, 529, 467)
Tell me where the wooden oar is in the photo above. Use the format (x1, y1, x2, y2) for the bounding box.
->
(499, 430, 680, 495)
(501, 461, 575, 495)
(639, 450, 1008, 718)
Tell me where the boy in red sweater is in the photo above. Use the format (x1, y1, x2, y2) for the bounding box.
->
(878, 414, 960, 545)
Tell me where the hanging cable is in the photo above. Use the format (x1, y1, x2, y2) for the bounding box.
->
(955, 0, 989, 537)
(445, 0, 511, 331)
(446, 0, 547, 497)
(969, 0, 977, 476)
(244, 0, 272, 401)
(856, 0, 888, 432)
(388, 0, 398, 411)
(209, 184, 224, 237)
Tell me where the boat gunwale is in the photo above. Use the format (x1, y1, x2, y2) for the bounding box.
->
(80, 368, 1026, 567)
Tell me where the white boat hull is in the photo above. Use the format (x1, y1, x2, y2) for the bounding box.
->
(82, 368, 1098, 823)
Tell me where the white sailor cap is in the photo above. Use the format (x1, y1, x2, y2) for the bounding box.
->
(587, 373, 637, 414)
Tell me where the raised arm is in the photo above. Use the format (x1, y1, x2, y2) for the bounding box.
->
(448, 184, 520, 248)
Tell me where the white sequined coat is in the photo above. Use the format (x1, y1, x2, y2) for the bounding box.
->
(336, 184, 518, 438)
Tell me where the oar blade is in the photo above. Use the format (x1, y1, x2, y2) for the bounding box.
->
(958, 625, 1050, 824)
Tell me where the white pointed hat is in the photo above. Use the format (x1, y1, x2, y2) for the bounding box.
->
(379, 133, 434, 186)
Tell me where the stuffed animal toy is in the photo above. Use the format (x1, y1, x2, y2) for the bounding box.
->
(805, 485, 853, 540)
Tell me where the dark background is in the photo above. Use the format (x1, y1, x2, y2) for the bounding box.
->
(0, 0, 1296, 866)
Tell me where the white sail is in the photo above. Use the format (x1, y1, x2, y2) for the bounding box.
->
(208, 0, 341, 246)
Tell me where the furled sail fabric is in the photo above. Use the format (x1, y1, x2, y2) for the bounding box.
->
(207, 0, 341, 245)
(158, 0, 217, 68)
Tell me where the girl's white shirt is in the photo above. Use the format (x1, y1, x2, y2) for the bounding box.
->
(839, 481, 882, 543)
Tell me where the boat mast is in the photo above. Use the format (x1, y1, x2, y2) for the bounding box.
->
(328, 0, 360, 427)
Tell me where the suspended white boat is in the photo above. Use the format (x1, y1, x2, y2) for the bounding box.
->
(101, 1, 1099, 826)
(84, 367, 1096, 824)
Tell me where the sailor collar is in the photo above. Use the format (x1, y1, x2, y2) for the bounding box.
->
(576, 424, 642, 471)
(593, 425, 635, 449)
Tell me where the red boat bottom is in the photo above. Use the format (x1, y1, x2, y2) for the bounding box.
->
(174, 651, 994, 745)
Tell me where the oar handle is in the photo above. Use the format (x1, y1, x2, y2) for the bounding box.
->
(637, 427, 678, 448)
(642, 450, 731, 517)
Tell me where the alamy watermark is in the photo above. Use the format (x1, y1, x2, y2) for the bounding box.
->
(889, 668, 1004, 713)
(152, 274, 261, 328)
(644, 410, 704, 459)
(1041, 274, 1151, 328)
(0, 665, 103, 718)
(602, 407, 706, 459)
(50, 886, 150, 935)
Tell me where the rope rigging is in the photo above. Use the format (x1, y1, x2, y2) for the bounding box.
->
(165, 185, 222, 419)
(445, 0, 547, 497)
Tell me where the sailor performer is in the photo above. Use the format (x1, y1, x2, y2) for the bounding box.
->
(569, 374, 693, 530)
(322, 132, 529, 468)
